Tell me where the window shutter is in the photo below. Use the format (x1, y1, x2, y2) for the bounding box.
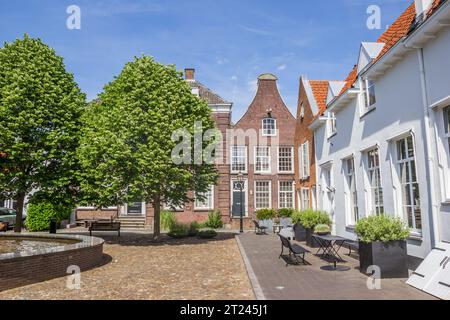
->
(305, 141, 310, 178)
(298, 147, 303, 179)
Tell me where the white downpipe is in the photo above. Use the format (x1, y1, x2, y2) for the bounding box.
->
(417, 48, 441, 248)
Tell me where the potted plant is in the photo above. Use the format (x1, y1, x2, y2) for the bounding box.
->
(299, 210, 332, 248)
(314, 224, 331, 235)
(291, 210, 306, 241)
(355, 215, 410, 278)
(278, 208, 294, 227)
(255, 209, 276, 231)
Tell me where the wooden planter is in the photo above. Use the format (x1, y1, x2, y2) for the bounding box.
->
(359, 240, 409, 278)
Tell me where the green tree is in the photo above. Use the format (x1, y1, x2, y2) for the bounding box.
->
(0, 35, 86, 232)
(78, 56, 218, 239)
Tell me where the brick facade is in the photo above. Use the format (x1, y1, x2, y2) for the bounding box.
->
(294, 78, 329, 210)
(231, 74, 296, 223)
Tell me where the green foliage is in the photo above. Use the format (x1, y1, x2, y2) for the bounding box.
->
(355, 215, 410, 243)
(203, 210, 223, 229)
(198, 229, 218, 239)
(25, 202, 72, 232)
(314, 224, 331, 234)
(188, 221, 201, 237)
(278, 208, 294, 218)
(0, 35, 86, 229)
(256, 208, 276, 220)
(77, 55, 218, 238)
(298, 210, 332, 229)
(291, 210, 304, 225)
(160, 210, 177, 231)
(168, 223, 189, 239)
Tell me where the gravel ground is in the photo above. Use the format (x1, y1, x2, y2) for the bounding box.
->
(0, 231, 254, 300)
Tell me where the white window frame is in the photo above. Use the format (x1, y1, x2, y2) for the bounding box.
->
(361, 78, 377, 115)
(195, 185, 214, 211)
(125, 202, 146, 216)
(439, 106, 450, 202)
(344, 157, 359, 226)
(365, 148, 384, 215)
(231, 146, 247, 173)
(262, 118, 277, 136)
(254, 180, 272, 210)
(254, 146, 271, 174)
(300, 188, 310, 210)
(327, 112, 337, 138)
(299, 141, 310, 179)
(278, 147, 294, 174)
(395, 135, 422, 233)
(279, 181, 295, 209)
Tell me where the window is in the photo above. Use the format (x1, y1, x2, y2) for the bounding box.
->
(255, 181, 271, 209)
(278, 147, 294, 173)
(301, 188, 310, 210)
(345, 158, 359, 224)
(444, 106, 450, 151)
(231, 146, 247, 173)
(328, 112, 337, 137)
(255, 147, 270, 173)
(299, 142, 310, 179)
(363, 79, 376, 109)
(299, 102, 305, 119)
(195, 185, 214, 210)
(127, 202, 143, 215)
(397, 136, 422, 232)
(262, 118, 276, 136)
(367, 149, 384, 215)
(279, 181, 294, 208)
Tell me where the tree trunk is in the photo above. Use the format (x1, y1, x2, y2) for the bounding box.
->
(152, 194, 161, 240)
(14, 193, 26, 233)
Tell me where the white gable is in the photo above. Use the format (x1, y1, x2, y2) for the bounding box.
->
(326, 81, 346, 104)
(301, 76, 319, 115)
(357, 42, 385, 74)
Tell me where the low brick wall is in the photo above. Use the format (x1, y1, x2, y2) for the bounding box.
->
(0, 234, 104, 292)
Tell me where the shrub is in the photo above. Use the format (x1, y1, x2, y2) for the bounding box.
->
(188, 221, 201, 237)
(203, 210, 223, 229)
(291, 210, 303, 225)
(198, 229, 218, 239)
(278, 208, 294, 218)
(26, 202, 72, 232)
(168, 223, 189, 239)
(160, 210, 177, 231)
(314, 224, 331, 234)
(255, 208, 276, 220)
(299, 210, 332, 229)
(355, 215, 410, 243)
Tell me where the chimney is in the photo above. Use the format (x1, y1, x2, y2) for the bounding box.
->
(185, 68, 195, 81)
(415, 0, 433, 18)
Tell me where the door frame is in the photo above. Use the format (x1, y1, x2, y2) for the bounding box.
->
(230, 178, 249, 218)
(124, 202, 146, 216)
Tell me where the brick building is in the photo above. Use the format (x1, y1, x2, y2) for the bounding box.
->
(229, 73, 296, 228)
(76, 69, 233, 228)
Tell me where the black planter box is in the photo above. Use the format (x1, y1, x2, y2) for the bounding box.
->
(305, 228, 320, 248)
(359, 240, 409, 279)
(293, 223, 306, 241)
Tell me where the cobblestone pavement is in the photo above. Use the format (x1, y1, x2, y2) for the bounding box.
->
(238, 233, 436, 300)
(0, 230, 254, 300)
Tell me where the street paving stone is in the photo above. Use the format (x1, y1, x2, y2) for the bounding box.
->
(0, 230, 254, 300)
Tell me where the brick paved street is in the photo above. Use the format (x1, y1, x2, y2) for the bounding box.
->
(0, 231, 254, 300)
(237, 233, 435, 300)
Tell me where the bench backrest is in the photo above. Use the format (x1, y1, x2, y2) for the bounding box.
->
(91, 221, 121, 228)
(279, 234, 293, 251)
(252, 219, 260, 228)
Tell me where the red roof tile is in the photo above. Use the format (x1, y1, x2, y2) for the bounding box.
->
(309, 80, 329, 115)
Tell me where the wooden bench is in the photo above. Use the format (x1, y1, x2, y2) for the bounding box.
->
(89, 221, 121, 237)
(279, 234, 310, 266)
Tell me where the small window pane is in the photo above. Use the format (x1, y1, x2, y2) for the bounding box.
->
(262, 118, 276, 136)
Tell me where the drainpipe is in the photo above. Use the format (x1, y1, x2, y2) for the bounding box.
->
(416, 47, 441, 249)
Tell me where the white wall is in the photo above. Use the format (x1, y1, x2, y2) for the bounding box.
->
(314, 50, 434, 259)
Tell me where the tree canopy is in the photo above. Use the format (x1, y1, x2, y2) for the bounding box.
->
(78, 55, 218, 238)
(0, 35, 86, 231)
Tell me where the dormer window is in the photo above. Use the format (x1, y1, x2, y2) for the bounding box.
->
(327, 112, 337, 138)
(363, 79, 376, 109)
(262, 118, 276, 136)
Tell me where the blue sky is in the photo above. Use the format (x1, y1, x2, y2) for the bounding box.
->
(0, 0, 411, 122)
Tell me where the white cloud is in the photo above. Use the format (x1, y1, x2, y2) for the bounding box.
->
(277, 64, 287, 70)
